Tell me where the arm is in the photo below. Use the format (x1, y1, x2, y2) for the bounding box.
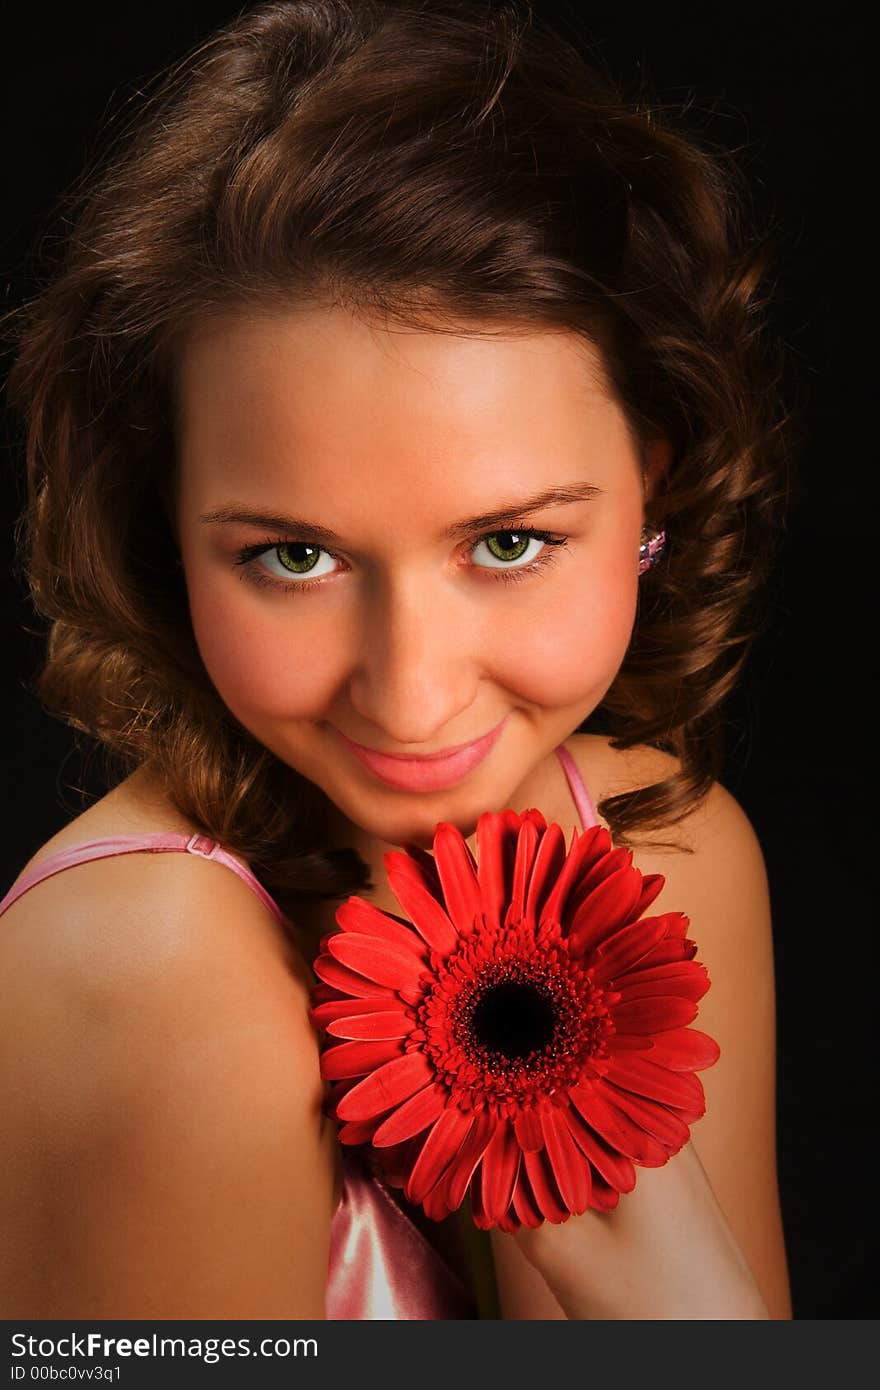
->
(511, 1138, 770, 1320)
(489, 1230, 568, 1319)
(0, 859, 336, 1318)
(493, 773, 792, 1319)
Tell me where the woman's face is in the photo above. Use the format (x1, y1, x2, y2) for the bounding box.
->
(174, 303, 660, 848)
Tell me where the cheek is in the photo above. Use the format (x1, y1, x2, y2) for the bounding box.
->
(494, 558, 638, 708)
(187, 582, 346, 721)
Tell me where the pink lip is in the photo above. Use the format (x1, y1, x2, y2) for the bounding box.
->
(334, 717, 509, 792)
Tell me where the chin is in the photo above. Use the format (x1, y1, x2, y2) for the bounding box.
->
(352, 788, 485, 849)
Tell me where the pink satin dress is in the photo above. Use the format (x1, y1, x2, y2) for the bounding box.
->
(0, 744, 597, 1318)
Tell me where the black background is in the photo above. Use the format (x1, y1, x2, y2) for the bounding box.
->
(1, 2, 873, 1319)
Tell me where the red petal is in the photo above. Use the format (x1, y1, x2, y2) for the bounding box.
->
(312, 954, 398, 1001)
(565, 845, 636, 925)
(561, 1106, 636, 1192)
(399, 842, 444, 895)
(643, 1027, 721, 1071)
(513, 1108, 545, 1152)
(605, 1054, 706, 1112)
(310, 996, 389, 1029)
(470, 1167, 491, 1229)
(494, 1209, 522, 1234)
(511, 1162, 545, 1229)
(629, 939, 698, 969)
(540, 1107, 592, 1214)
(442, 1108, 498, 1209)
(611, 996, 699, 1034)
(568, 1082, 668, 1165)
(504, 819, 541, 928)
(572, 845, 634, 905)
(522, 1146, 569, 1223)
(335, 896, 427, 952)
(384, 852, 459, 956)
(598, 1081, 692, 1149)
(588, 1173, 621, 1211)
(605, 1033, 656, 1053)
(320, 1037, 404, 1080)
(568, 867, 652, 955)
(479, 1118, 521, 1225)
(327, 933, 428, 993)
(338, 1119, 377, 1144)
(572, 824, 614, 870)
(372, 1082, 448, 1146)
(539, 824, 612, 929)
(326, 1009, 415, 1040)
(634, 873, 666, 917)
(405, 1106, 475, 1205)
(433, 823, 482, 934)
(310, 981, 337, 1003)
(476, 810, 521, 927)
(624, 959, 707, 985)
(422, 1181, 454, 1222)
(613, 961, 710, 1003)
(590, 913, 685, 985)
(326, 1074, 363, 1105)
(336, 1051, 435, 1122)
(523, 822, 567, 929)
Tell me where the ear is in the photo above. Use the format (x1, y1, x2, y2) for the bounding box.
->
(642, 435, 673, 505)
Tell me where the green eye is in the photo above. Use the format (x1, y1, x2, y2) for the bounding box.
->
(276, 542, 322, 575)
(485, 531, 532, 563)
(471, 527, 568, 577)
(234, 525, 568, 596)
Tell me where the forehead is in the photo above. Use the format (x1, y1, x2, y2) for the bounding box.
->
(173, 302, 634, 497)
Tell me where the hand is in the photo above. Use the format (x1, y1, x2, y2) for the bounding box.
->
(505, 1140, 770, 1320)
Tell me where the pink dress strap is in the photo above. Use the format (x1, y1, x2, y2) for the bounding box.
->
(553, 743, 599, 830)
(0, 832, 288, 927)
(0, 828, 478, 1318)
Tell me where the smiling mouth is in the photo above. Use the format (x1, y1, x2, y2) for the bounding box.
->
(340, 729, 500, 762)
(332, 717, 509, 791)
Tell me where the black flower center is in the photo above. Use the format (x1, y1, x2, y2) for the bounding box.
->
(470, 980, 557, 1060)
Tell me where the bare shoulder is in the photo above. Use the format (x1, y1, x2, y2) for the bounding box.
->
(0, 764, 319, 1132)
(559, 730, 762, 861)
(1, 763, 305, 984)
(560, 733, 791, 1318)
(0, 771, 341, 1316)
(513, 731, 766, 918)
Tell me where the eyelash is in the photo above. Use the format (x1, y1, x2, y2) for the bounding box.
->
(231, 525, 570, 596)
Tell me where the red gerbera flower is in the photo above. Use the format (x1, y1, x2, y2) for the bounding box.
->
(309, 809, 720, 1233)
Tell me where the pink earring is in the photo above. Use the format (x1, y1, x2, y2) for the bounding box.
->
(638, 524, 666, 575)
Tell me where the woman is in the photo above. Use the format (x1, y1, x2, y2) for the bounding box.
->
(0, 0, 793, 1318)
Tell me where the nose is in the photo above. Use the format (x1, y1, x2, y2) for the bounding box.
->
(345, 573, 482, 747)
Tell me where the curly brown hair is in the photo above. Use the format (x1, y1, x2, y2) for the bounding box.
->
(3, 0, 797, 919)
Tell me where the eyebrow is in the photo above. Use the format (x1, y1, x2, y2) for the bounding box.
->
(199, 482, 603, 543)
